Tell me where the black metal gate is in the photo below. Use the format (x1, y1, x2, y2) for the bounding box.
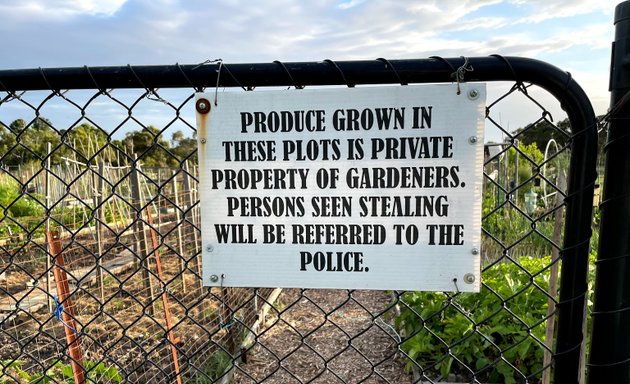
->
(0, 56, 597, 383)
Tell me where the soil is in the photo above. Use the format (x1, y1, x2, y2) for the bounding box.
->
(0, 219, 414, 383)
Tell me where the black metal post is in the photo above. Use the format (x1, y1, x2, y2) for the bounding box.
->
(588, 2, 630, 382)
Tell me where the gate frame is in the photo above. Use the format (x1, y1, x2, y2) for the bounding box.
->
(0, 56, 598, 383)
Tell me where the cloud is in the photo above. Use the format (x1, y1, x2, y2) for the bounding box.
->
(337, 0, 366, 10)
(510, 0, 614, 23)
(0, 0, 127, 20)
(0, 0, 615, 121)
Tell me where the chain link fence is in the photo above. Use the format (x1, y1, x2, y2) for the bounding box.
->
(0, 57, 597, 383)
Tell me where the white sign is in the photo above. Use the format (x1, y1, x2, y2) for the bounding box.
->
(196, 84, 485, 291)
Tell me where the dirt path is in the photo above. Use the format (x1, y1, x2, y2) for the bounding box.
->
(0, 249, 136, 321)
(233, 289, 413, 384)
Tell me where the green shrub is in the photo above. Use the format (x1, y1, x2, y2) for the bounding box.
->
(396, 256, 564, 383)
(0, 359, 122, 383)
(0, 178, 44, 218)
(0, 178, 45, 237)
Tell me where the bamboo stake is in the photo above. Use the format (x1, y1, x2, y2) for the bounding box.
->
(45, 142, 53, 312)
(172, 170, 187, 294)
(95, 162, 105, 303)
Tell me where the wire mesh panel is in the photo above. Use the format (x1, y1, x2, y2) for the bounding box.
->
(0, 57, 597, 383)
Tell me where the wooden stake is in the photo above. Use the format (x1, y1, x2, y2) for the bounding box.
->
(95, 162, 105, 303)
(130, 156, 155, 314)
(172, 170, 187, 294)
(146, 205, 182, 384)
(45, 142, 53, 312)
(543, 171, 566, 384)
(47, 231, 85, 384)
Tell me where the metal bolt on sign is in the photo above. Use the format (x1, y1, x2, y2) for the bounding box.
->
(464, 273, 476, 284)
(196, 98, 211, 114)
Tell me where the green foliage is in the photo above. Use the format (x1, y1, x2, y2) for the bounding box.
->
(512, 118, 571, 152)
(0, 118, 61, 166)
(62, 123, 114, 164)
(396, 257, 554, 383)
(189, 350, 233, 383)
(171, 137, 198, 163)
(0, 118, 198, 168)
(0, 177, 45, 237)
(0, 359, 122, 383)
(121, 125, 178, 167)
(482, 192, 555, 259)
(396, 254, 597, 383)
(0, 178, 43, 218)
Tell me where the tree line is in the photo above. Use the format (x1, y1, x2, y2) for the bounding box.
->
(1, 115, 606, 168)
(0, 118, 197, 168)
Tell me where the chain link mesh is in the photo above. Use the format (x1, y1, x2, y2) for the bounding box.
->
(0, 60, 588, 383)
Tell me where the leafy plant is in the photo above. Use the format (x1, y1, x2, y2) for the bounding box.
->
(0, 359, 122, 383)
(189, 350, 233, 384)
(0, 177, 46, 238)
(395, 256, 582, 383)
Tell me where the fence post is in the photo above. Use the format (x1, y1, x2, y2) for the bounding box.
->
(588, 2, 630, 381)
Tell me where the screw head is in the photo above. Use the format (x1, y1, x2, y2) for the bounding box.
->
(206, 245, 214, 252)
(200, 138, 207, 144)
(468, 136, 478, 145)
(210, 274, 219, 283)
(468, 89, 480, 100)
(464, 273, 476, 284)
(471, 247, 479, 255)
(196, 98, 211, 114)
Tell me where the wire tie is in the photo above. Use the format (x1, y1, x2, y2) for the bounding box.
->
(452, 56, 473, 95)
(214, 60, 223, 106)
(52, 296, 79, 334)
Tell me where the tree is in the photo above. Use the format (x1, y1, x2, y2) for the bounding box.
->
(512, 118, 571, 152)
(171, 130, 185, 147)
(513, 115, 607, 158)
(172, 137, 197, 163)
(1, 118, 61, 165)
(121, 126, 177, 167)
(64, 123, 110, 163)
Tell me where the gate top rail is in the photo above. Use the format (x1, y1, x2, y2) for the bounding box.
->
(0, 55, 598, 383)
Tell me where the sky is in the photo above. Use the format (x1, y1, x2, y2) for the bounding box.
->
(0, 0, 618, 142)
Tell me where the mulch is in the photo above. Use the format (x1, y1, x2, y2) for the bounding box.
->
(233, 289, 413, 384)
